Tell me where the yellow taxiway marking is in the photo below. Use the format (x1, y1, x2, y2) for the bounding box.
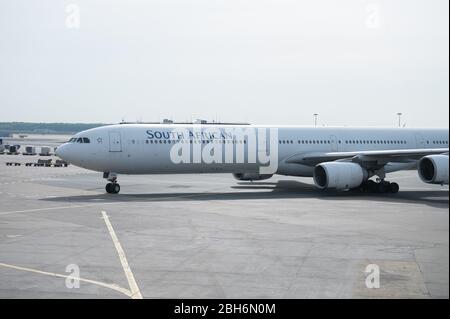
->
(0, 262, 132, 298)
(101, 211, 143, 299)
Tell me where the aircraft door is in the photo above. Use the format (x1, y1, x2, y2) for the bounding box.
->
(414, 133, 425, 149)
(109, 131, 122, 152)
(330, 135, 338, 152)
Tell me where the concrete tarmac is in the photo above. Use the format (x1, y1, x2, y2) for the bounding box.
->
(0, 153, 448, 298)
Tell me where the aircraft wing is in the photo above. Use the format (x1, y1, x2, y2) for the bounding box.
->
(285, 148, 449, 167)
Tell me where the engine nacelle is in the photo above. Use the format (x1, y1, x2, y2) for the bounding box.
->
(418, 155, 449, 185)
(233, 173, 273, 181)
(313, 162, 368, 190)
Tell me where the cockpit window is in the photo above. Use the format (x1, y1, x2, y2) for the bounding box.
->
(68, 137, 90, 143)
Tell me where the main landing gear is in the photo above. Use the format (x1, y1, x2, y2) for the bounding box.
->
(360, 180, 399, 194)
(104, 172, 120, 194)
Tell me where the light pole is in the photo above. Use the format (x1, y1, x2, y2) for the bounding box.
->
(397, 112, 402, 127)
(314, 113, 318, 127)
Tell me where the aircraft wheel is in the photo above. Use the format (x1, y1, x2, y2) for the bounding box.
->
(106, 183, 120, 194)
(376, 181, 389, 193)
(112, 183, 121, 194)
(106, 183, 113, 194)
(389, 182, 399, 194)
(366, 180, 377, 192)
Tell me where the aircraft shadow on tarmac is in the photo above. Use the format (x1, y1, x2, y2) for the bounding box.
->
(41, 180, 449, 209)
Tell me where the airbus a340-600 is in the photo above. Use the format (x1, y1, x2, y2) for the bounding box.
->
(56, 123, 449, 194)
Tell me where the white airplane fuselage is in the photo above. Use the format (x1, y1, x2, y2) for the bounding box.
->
(56, 124, 448, 177)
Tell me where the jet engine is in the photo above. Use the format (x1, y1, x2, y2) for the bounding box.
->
(313, 162, 368, 190)
(418, 155, 449, 185)
(233, 173, 273, 181)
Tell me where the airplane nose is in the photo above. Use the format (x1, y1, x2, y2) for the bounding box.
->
(55, 144, 68, 160)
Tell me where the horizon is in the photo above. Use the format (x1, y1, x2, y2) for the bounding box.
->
(1, 121, 449, 129)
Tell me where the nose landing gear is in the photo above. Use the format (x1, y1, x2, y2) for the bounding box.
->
(106, 182, 121, 194)
(104, 172, 120, 194)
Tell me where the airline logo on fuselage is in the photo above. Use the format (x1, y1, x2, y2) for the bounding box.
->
(146, 126, 279, 174)
(147, 129, 235, 141)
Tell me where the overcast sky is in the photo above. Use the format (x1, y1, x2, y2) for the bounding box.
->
(0, 0, 448, 127)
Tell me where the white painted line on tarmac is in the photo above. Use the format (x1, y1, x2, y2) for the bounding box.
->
(101, 211, 143, 299)
(0, 200, 130, 216)
(0, 262, 132, 298)
(0, 204, 97, 216)
(0, 193, 220, 216)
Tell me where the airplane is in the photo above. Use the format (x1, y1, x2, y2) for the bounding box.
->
(55, 123, 449, 194)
